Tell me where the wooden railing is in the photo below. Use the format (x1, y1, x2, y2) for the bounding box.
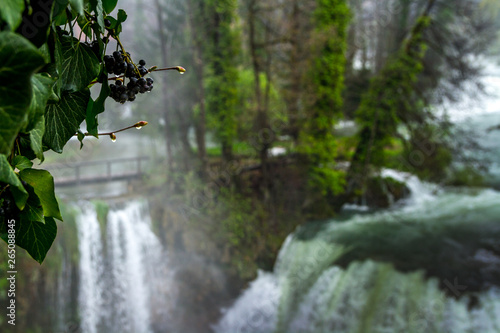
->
(46, 156, 150, 187)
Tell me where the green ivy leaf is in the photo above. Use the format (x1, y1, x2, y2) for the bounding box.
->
(117, 9, 127, 24)
(12, 156, 33, 171)
(93, 0, 106, 34)
(52, 0, 69, 18)
(104, 15, 118, 29)
(53, 7, 71, 26)
(19, 168, 62, 221)
(0, 32, 45, 155)
(0, 154, 28, 210)
(102, 0, 118, 14)
(15, 216, 57, 264)
(68, 0, 84, 15)
(86, 77, 110, 136)
(20, 184, 45, 224)
(43, 89, 90, 153)
(55, 34, 100, 92)
(24, 74, 57, 133)
(38, 43, 51, 63)
(30, 118, 45, 161)
(0, 0, 25, 31)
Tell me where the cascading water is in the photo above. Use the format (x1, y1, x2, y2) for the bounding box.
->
(215, 63, 500, 333)
(74, 201, 173, 333)
(76, 203, 104, 333)
(214, 173, 500, 333)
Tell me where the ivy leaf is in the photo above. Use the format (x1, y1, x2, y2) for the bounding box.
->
(19, 168, 62, 221)
(12, 156, 33, 171)
(20, 183, 45, 224)
(117, 9, 127, 24)
(86, 77, 110, 136)
(0, 32, 45, 155)
(92, 0, 106, 34)
(38, 43, 51, 63)
(68, 0, 84, 15)
(0, 154, 28, 210)
(24, 74, 57, 133)
(104, 16, 118, 29)
(52, 0, 69, 18)
(0, 0, 25, 31)
(30, 118, 46, 161)
(102, 0, 118, 14)
(14, 216, 57, 264)
(43, 89, 90, 153)
(55, 34, 100, 92)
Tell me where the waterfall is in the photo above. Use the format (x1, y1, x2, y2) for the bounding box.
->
(74, 201, 172, 333)
(76, 203, 104, 333)
(214, 174, 500, 333)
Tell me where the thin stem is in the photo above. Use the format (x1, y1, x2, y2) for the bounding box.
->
(114, 34, 141, 76)
(75, 121, 148, 137)
(78, 21, 91, 42)
(150, 66, 186, 73)
(0, 184, 9, 198)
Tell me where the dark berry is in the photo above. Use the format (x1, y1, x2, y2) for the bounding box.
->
(113, 64, 122, 75)
(119, 93, 128, 103)
(127, 79, 137, 89)
(125, 63, 135, 77)
(113, 51, 121, 59)
(137, 77, 146, 86)
(110, 84, 116, 91)
(104, 19, 111, 27)
(138, 66, 148, 76)
(146, 77, 154, 85)
(139, 59, 146, 66)
(115, 80, 122, 86)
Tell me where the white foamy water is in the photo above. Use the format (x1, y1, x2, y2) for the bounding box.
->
(75, 201, 171, 333)
(214, 170, 500, 333)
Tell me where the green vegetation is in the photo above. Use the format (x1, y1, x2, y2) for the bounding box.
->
(297, 0, 350, 196)
(0, 0, 182, 263)
(0, 0, 498, 275)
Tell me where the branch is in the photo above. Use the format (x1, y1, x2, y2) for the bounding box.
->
(75, 121, 148, 141)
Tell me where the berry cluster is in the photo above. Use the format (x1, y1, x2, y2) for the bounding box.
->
(109, 76, 154, 103)
(104, 52, 153, 103)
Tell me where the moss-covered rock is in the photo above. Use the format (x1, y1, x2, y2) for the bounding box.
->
(349, 175, 411, 208)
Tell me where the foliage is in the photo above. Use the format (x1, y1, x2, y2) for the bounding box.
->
(297, 0, 350, 195)
(0, 0, 150, 263)
(202, 0, 241, 161)
(347, 15, 432, 193)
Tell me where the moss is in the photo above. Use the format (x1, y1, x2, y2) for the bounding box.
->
(92, 200, 109, 228)
(446, 166, 485, 187)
